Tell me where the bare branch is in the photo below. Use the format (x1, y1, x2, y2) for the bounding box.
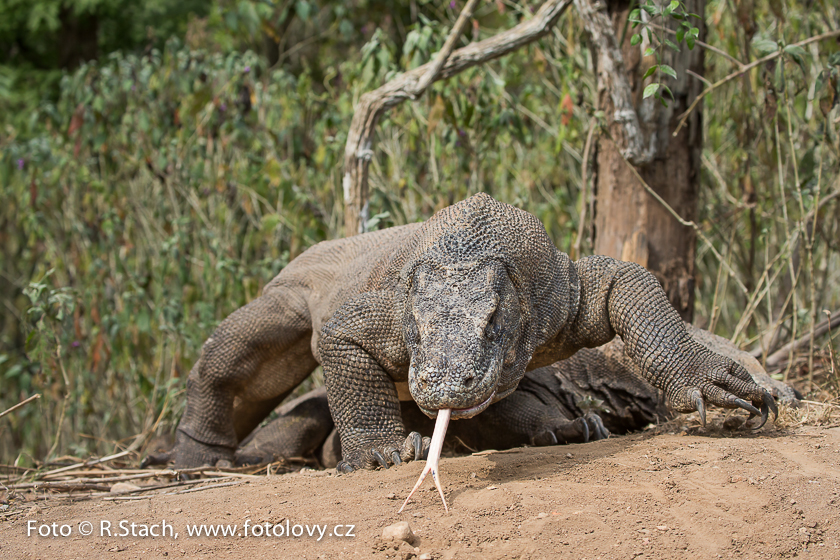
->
(343, 0, 574, 235)
(648, 22, 745, 69)
(0, 394, 40, 420)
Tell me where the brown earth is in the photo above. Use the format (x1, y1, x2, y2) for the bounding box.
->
(3, 414, 840, 560)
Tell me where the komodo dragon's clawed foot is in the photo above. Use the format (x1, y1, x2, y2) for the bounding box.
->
(172, 430, 235, 469)
(336, 431, 431, 473)
(531, 413, 610, 446)
(665, 341, 779, 429)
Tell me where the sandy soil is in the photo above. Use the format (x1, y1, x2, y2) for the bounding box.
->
(3, 418, 840, 560)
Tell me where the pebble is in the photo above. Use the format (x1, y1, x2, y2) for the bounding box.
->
(382, 521, 415, 544)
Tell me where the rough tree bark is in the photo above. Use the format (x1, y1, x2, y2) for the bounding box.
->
(342, 0, 573, 236)
(582, 0, 705, 322)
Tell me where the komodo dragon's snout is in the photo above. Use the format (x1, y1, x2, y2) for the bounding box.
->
(405, 260, 522, 419)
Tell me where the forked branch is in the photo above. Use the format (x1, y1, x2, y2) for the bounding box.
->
(343, 0, 574, 235)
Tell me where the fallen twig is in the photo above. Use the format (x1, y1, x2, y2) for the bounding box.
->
(38, 470, 179, 485)
(33, 449, 133, 480)
(42, 468, 162, 479)
(10, 481, 113, 492)
(198, 470, 264, 480)
(166, 480, 242, 495)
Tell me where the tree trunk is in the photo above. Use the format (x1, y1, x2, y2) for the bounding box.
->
(58, 7, 99, 69)
(591, 0, 705, 322)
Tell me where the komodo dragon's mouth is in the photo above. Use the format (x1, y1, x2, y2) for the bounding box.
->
(419, 391, 495, 420)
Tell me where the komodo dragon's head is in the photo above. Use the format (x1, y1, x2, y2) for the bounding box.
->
(404, 258, 524, 419)
(396, 193, 570, 421)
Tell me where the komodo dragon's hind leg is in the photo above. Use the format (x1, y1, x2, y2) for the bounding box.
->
(173, 286, 318, 468)
(235, 386, 334, 466)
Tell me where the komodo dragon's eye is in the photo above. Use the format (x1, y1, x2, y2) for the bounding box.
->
(406, 312, 420, 345)
(484, 310, 500, 341)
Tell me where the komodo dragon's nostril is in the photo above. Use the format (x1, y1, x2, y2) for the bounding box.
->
(463, 374, 474, 388)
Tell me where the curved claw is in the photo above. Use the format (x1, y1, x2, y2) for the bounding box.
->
(691, 389, 706, 427)
(590, 414, 610, 440)
(336, 461, 355, 474)
(411, 432, 423, 461)
(391, 451, 402, 465)
(372, 449, 389, 469)
(732, 397, 761, 417)
(540, 430, 558, 446)
(751, 392, 777, 430)
(579, 417, 590, 443)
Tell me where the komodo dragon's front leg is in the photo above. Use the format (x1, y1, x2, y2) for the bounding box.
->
(552, 256, 777, 426)
(319, 290, 429, 471)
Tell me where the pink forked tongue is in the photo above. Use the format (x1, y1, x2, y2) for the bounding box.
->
(398, 408, 451, 513)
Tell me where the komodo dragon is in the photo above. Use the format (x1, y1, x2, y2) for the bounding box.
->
(172, 193, 777, 493)
(233, 324, 799, 468)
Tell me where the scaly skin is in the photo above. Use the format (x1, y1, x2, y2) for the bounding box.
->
(229, 323, 797, 468)
(172, 193, 777, 470)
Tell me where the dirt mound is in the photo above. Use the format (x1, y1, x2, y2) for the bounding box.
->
(3, 419, 839, 559)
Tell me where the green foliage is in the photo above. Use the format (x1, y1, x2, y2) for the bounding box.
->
(630, 0, 700, 106)
(1, 0, 838, 465)
(0, 4, 586, 464)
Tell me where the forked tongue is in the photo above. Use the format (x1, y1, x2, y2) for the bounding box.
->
(398, 408, 451, 513)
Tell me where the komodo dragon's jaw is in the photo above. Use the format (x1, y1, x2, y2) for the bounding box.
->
(403, 260, 525, 416)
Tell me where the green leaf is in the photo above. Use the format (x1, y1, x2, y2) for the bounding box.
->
(686, 35, 695, 50)
(783, 44, 807, 71)
(643, 65, 658, 79)
(661, 84, 674, 100)
(644, 47, 656, 58)
(295, 0, 312, 21)
(660, 64, 677, 79)
(664, 38, 681, 52)
(631, 33, 642, 46)
(676, 28, 685, 44)
(752, 38, 779, 57)
(643, 83, 660, 99)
